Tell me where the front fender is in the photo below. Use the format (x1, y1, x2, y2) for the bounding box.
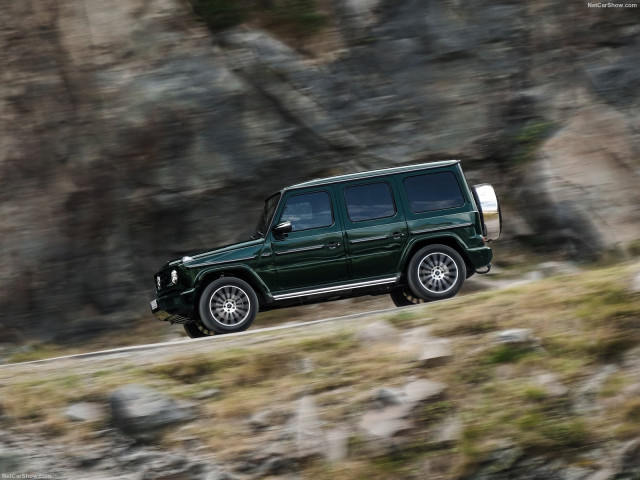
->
(193, 264, 274, 302)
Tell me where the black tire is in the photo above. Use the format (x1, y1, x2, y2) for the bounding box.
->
(184, 322, 214, 338)
(198, 277, 259, 334)
(390, 289, 430, 307)
(407, 244, 466, 301)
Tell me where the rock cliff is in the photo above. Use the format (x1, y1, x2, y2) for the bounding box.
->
(1, 0, 639, 339)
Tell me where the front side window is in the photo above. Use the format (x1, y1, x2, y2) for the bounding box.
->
(280, 191, 333, 231)
(404, 172, 465, 213)
(344, 182, 396, 222)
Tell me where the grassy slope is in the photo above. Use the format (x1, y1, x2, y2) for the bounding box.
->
(0, 262, 639, 478)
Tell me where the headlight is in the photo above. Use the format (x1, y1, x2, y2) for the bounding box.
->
(170, 270, 178, 285)
(156, 276, 162, 291)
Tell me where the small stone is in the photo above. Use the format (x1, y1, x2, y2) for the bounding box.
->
(632, 268, 640, 294)
(255, 455, 295, 476)
(326, 427, 349, 463)
(64, 402, 104, 422)
(194, 389, 221, 400)
(248, 410, 273, 431)
(403, 379, 447, 405)
(430, 417, 462, 448)
(300, 357, 314, 374)
(538, 261, 580, 277)
(418, 338, 453, 367)
(357, 320, 399, 344)
(295, 395, 325, 459)
(373, 387, 405, 407)
(359, 405, 412, 439)
(563, 466, 596, 480)
(399, 326, 432, 354)
(536, 373, 569, 397)
(619, 438, 640, 471)
(496, 328, 537, 345)
(585, 469, 616, 480)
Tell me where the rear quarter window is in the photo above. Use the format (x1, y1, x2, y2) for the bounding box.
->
(404, 172, 465, 213)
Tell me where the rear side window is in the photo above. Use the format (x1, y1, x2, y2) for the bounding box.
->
(344, 182, 396, 222)
(280, 191, 333, 231)
(404, 172, 465, 213)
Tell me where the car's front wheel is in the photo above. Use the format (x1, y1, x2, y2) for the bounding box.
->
(198, 277, 259, 334)
(183, 322, 214, 338)
(407, 244, 466, 301)
(390, 289, 430, 307)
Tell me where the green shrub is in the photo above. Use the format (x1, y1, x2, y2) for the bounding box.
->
(511, 121, 555, 165)
(190, 0, 246, 30)
(188, 0, 327, 37)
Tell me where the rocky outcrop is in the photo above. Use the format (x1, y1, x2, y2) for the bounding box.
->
(1, 0, 639, 340)
(110, 384, 196, 441)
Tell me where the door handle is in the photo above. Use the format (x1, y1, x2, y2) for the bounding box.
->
(325, 242, 341, 250)
(389, 232, 405, 240)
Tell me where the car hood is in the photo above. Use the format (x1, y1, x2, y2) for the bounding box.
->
(168, 238, 265, 269)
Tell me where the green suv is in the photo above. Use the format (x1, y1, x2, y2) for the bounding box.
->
(150, 160, 501, 337)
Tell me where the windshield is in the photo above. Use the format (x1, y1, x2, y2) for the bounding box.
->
(252, 193, 281, 239)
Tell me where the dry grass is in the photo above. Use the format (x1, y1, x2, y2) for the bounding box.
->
(0, 261, 639, 478)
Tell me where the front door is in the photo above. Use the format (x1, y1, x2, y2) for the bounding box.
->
(340, 179, 408, 279)
(271, 188, 348, 291)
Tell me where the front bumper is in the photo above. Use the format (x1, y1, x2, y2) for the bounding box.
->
(150, 289, 195, 324)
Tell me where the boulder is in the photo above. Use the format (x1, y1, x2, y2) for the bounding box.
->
(359, 378, 447, 441)
(110, 385, 196, 442)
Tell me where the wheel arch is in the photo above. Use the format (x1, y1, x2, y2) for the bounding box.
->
(399, 235, 474, 281)
(193, 266, 271, 308)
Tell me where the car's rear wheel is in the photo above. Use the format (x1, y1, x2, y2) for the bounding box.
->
(183, 322, 214, 338)
(198, 277, 259, 334)
(390, 289, 429, 307)
(407, 244, 466, 301)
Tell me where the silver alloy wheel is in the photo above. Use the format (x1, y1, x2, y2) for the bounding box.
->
(208, 285, 251, 327)
(417, 252, 459, 294)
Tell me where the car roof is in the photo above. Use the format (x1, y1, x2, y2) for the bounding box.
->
(283, 160, 460, 191)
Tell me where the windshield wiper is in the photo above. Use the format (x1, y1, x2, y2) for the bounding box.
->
(250, 231, 264, 240)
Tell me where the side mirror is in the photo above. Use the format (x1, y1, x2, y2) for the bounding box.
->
(272, 221, 292, 239)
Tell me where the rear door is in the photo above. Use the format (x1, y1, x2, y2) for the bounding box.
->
(271, 187, 348, 291)
(339, 178, 408, 280)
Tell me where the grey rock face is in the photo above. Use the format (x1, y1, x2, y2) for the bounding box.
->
(1, 0, 640, 340)
(109, 384, 196, 441)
